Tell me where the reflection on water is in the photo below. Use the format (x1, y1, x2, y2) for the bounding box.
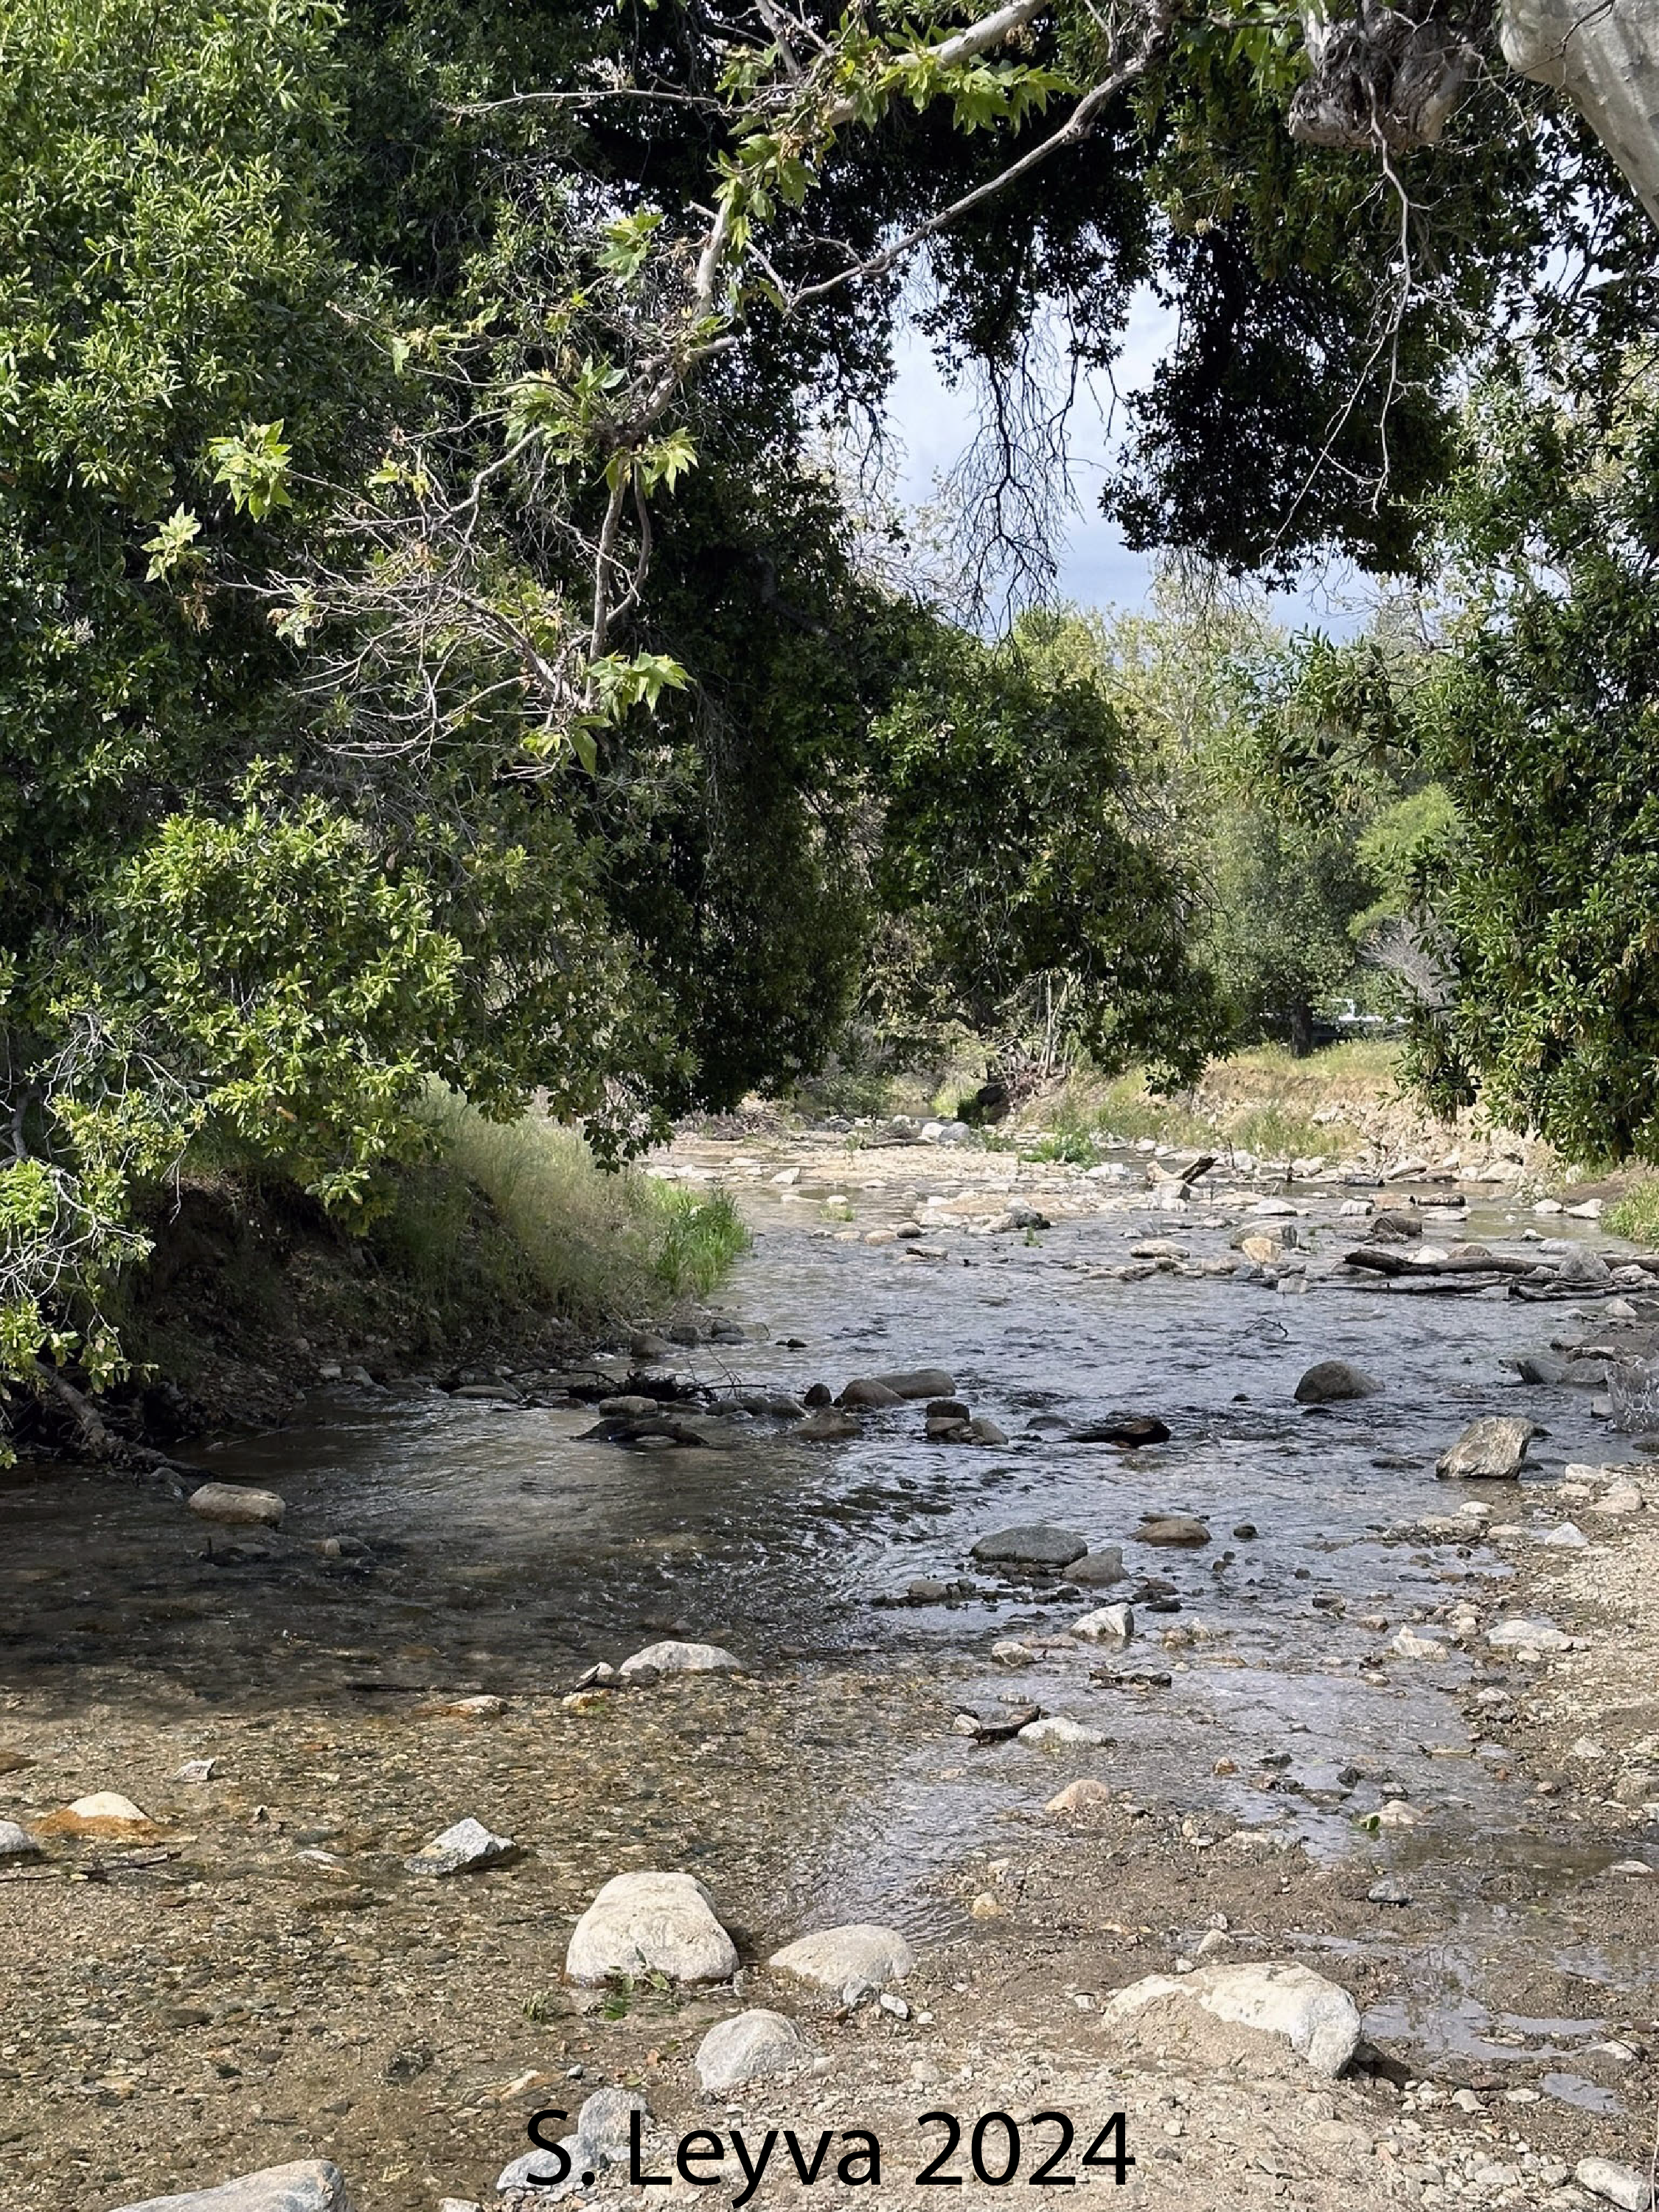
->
(1, 1149, 1648, 2065)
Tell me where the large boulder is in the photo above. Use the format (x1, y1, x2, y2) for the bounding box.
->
(1293, 1360, 1380, 1406)
(1436, 1416, 1540, 1480)
(1103, 1962, 1360, 2079)
(113, 2165, 354, 2212)
(618, 1641, 741, 1677)
(188, 1483, 285, 1528)
(695, 2009, 806, 2093)
(970, 1524, 1088, 1569)
(769, 1922, 914, 1992)
(566, 1871, 738, 1984)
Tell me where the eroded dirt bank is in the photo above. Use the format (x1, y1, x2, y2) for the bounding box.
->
(2, 1126, 1657, 2212)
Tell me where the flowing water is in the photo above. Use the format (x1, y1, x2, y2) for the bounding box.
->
(4, 1138, 1652, 2103)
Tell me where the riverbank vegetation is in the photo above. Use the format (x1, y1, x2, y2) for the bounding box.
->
(5, 0, 1659, 1409)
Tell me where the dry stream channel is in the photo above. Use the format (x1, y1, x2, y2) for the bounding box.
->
(3, 1130, 1658, 2211)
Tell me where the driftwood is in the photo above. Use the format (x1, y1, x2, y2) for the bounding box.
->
(1343, 1246, 1537, 1279)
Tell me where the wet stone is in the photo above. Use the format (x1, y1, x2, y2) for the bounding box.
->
(769, 1922, 914, 1992)
(970, 1524, 1088, 1568)
(1436, 1416, 1540, 1480)
(1293, 1360, 1380, 1405)
(1138, 1513, 1211, 1548)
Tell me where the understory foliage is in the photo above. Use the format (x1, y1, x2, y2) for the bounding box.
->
(2, 0, 1656, 1385)
(1266, 363, 1659, 1162)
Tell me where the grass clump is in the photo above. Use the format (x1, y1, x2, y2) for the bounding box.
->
(382, 1091, 749, 1331)
(1606, 1181, 1659, 1246)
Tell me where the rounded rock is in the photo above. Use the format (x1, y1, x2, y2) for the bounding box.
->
(769, 1922, 914, 1992)
(618, 1640, 741, 1677)
(695, 2008, 805, 2093)
(566, 1871, 738, 1985)
(188, 1482, 286, 1528)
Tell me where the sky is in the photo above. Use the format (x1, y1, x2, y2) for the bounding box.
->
(882, 289, 1371, 634)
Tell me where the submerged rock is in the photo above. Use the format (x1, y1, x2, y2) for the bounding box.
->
(188, 1482, 286, 1528)
(114, 2163, 355, 2212)
(1071, 1416, 1171, 1447)
(1019, 1716, 1107, 1746)
(695, 2008, 804, 2093)
(1436, 1416, 1539, 1480)
(1293, 1360, 1380, 1405)
(970, 1524, 1088, 1569)
(769, 1922, 914, 1992)
(792, 1408, 860, 1441)
(566, 1871, 738, 1985)
(1046, 1778, 1113, 1817)
(618, 1640, 741, 1677)
(1103, 1961, 1360, 2078)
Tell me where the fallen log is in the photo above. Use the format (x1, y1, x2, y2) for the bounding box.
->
(1343, 1246, 1538, 1279)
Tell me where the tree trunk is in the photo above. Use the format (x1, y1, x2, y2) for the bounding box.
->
(1500, 0, 1659, 229)
(1288, 1001, 1316, 1058)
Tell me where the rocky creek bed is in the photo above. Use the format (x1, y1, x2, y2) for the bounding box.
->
(3, 1126, 1658, 2211)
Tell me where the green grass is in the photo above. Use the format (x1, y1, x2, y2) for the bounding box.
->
(1606, 1180, 1659, 1246)
(1228, 1102, 1349, 1161)
(383, 1091, 749, 1328)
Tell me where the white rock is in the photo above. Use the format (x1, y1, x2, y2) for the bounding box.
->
(0, 1818, 39, 1858)
(1540, 1522, 1588, 1548)
(1019, 1717, 1107, 1746)
(1575, 2157, 1649, 2211)
(113, 2164, 355, 2212)
(695, 2008, 804, 2093)
(403, 1815, 514, 1877)
(566, 1871, 737, 1984)
(1594, 1486, 1644, 1515)
(1248, 1198, 1300, 1217)
(1391, 1628, 1446, 1660)
(1072, 1604, 1134, 1644)
(1486, 1618, 1573, 1652)
(577, 2088, 650, 2163)
(1046, 1778, 1113, 1816)
(173, 1758, 218, 1783)
(55, 1791, 150, 1829)
(768, 1923, 914, 1992)
(1103, 1961, 1360, 2076)
(618, 1640, 741, 1677)
(187, 1482, 286, 1528)
(495, 2148, 576, 2194)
